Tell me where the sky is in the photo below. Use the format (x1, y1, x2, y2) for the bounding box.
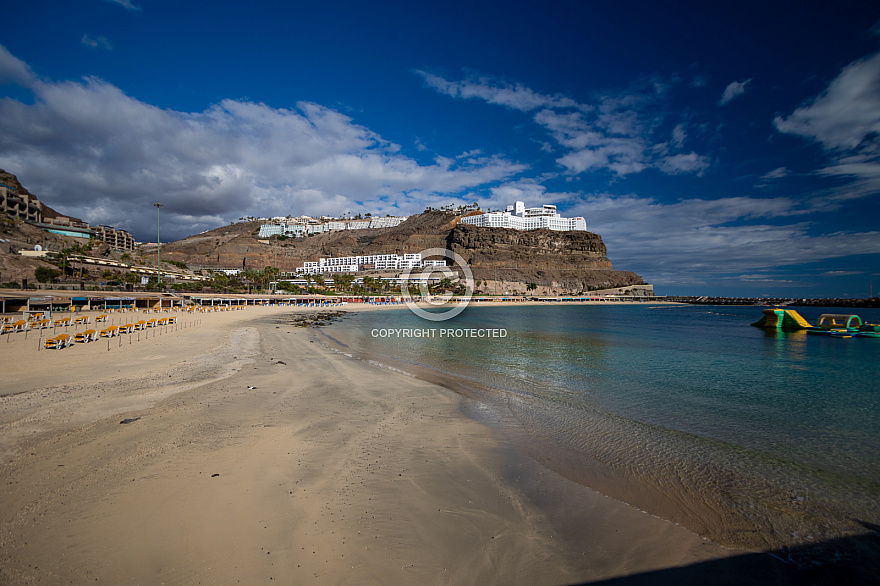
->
(1, 1, 879, 297)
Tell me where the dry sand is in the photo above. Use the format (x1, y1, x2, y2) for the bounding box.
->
(0, 304, 787, 584)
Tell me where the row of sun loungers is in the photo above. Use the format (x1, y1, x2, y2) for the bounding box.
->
(44, 329, 100, 348)
(191, 306, 244, 313)
(98, 316, 179, 338)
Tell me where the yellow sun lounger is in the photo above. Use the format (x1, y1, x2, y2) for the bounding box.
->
(44, 334, 73, 349)
(74, 329, 98, 343)
(99, 326, 119, 338)
(74, 316, 91, 325)
(3, 320, 28, 334)
(146, 319, 158, 328)
(95, 314, 108, 322)
(118, 324, 134, 334)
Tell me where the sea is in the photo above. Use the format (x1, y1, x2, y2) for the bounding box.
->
(320, 303, 880, 562)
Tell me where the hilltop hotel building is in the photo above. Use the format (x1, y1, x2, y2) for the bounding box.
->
(460, 202, 586, 231)
(295, 253, 445, 275)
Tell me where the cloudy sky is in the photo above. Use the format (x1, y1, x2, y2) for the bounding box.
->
(1, 1, 879, 296)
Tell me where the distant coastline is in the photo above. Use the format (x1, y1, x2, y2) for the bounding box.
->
(664, 295, 880, 308)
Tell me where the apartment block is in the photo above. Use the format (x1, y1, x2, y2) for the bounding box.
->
(1, 183, 43, 223)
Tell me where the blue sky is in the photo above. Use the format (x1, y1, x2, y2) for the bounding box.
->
(1, 1, 879, 296)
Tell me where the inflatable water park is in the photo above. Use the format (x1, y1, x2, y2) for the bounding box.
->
(752, 309, 880, 338)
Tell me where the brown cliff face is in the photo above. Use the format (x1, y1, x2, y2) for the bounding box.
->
(155, 211, 645, 293)
(448, 224, 612, 270)
(447, 224, 645, 293)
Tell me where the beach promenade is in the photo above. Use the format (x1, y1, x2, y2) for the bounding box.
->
(0, 303, 782, 584)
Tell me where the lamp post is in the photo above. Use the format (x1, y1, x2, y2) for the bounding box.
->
(154, 203, 163, 289)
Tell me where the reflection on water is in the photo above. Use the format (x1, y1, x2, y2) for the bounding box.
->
(325, 304, 880, 556)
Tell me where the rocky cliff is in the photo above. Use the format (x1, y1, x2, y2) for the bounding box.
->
(446, 223, 645, 294)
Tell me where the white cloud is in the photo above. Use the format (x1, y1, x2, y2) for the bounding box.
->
(760, 167, 788, 181)
(566, 192, 880, 287)
(415, 70, 577, 111)
(775, 52, 880, 152)
(718, 79, 752, 105)
(81, 34, 113, 50)
(656, 152, 710, 175)
(102, 0, 140, 10)
(774, 51, 880, 200)
(0, 46, 524, 241)
(0, 45, 35, 87)
(421, 71, 711, 179)
(671, 123, 687, 148)
(821, 270, 863, 276)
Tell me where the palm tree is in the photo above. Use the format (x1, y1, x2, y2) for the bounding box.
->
(263, 266, 280, 291)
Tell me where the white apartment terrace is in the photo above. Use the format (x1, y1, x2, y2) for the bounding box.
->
(460, 201, 586, 232)
(294, 253, 446, 275)
(258, 215, 409, 238)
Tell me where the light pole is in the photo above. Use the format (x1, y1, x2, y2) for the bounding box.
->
(154, 203, 163, 289)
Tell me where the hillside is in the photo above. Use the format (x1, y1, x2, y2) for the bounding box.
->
(1, 169, 648, 295)
(150, 211, 647, 295)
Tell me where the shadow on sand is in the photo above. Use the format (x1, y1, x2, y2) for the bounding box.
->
(574, 521, 880, 585)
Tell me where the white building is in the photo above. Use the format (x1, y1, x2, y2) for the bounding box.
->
(460, 201, 586, 231)
(260, 215, 408, 237)
(368, 216, 408, 229)
(295, 253, 445, 274)
(344, 216, 408, 230)
(258, 224, 306, 238)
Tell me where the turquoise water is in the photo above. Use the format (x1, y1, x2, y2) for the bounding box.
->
(322, 304, 880, 552)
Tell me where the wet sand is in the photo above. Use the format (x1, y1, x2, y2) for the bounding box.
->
(0, 304, 795, 584)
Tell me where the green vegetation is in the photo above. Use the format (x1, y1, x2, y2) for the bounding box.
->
(275, 280, 301, 293)
(423, 202, 479, 214)
(34, 266, 61, 283)
(170, 282, 204, 292)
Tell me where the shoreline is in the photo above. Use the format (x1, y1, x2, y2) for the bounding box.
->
(318, 304, 880, 572)
(0, 304, 800, 583)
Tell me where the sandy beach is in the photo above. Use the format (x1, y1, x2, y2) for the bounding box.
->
(0, 303, 796, 584)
